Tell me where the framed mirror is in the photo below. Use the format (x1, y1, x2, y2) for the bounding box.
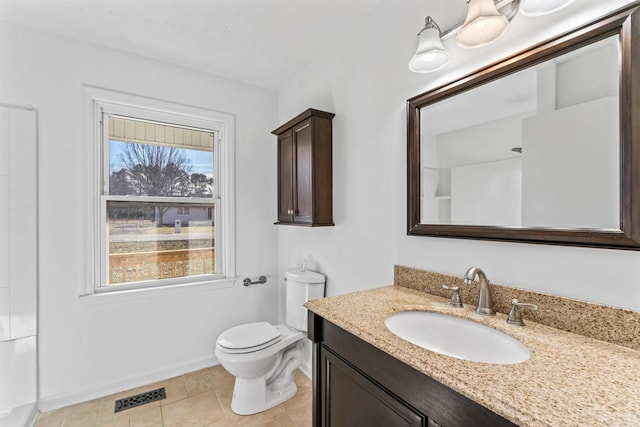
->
(407, 4, 640, 249)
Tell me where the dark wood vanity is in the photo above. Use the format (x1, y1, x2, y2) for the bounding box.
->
(272, 109, 334, 226)
(308, 312, 516, 427)
(306, 281, 640, 426)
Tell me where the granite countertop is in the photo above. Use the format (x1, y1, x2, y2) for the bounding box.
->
(305, 285, 640, 427)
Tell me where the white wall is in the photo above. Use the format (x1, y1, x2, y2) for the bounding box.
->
(0, 22, 280, 409)
(451, 158, 522, 226)
(276, 0, 640, 314)
(435, 114, 526, 169)
(522, 96, 619, 228)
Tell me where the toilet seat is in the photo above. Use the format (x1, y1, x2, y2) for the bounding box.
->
(217, 322, 282, 354)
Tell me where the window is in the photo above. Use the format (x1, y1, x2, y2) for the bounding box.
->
(83, 88, 235, 293)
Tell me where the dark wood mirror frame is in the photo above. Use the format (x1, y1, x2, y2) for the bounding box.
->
(407, 4, 640, 249)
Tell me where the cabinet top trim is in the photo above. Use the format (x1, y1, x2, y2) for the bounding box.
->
(271, 108, 335, 135)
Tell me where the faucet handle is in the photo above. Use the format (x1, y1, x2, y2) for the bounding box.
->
(442, 284, 463, 308)
(507, 298, 538, 326)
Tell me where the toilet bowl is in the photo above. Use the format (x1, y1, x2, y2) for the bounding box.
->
(215, 322, 305, 415)
(215, 268, 325, 415)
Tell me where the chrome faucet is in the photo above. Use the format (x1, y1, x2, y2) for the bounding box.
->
(463, 267, 496, 315)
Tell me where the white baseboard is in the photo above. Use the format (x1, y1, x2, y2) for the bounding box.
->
(0, 402, 38, 427)
(299, 359, 312, 380)
(38, 356, 219, 413)
(299, 338, 313, 381)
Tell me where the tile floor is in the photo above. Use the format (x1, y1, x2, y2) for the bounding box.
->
(34, 365, 312, 427)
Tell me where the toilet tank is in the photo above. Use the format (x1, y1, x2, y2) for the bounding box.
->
(285, 268, 326, 331)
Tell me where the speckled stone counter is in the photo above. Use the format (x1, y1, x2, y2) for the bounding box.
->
(395, 265, 640, 350)
(305, 285, 640, 427)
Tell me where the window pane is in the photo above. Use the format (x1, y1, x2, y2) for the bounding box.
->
(108, 116, 214, 198)
(106, 201, 215, 285)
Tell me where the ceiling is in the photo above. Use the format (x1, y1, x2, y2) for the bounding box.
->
(0, 1, 624, 91)
(0, 0, 385, 91)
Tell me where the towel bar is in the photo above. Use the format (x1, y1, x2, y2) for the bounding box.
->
(243, 275, 267, 287)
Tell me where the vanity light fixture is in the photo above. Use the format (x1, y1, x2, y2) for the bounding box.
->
(457, 0, 509, 48)
(409, 0, 575, 73)
(409, 17, 450, 73)
(520, 0, 575, 17)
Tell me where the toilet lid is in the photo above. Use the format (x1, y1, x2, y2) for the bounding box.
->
(217, 322, 281, 350)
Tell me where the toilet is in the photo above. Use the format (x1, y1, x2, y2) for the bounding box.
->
(215, 268, 325, 415)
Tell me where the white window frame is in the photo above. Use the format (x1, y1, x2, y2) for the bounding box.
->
(82, 87, 236, 295)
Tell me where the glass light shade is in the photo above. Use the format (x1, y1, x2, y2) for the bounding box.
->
(409, 26, 450, 73)
(456, 0, 509, 49)
(520, 0, 575, 17)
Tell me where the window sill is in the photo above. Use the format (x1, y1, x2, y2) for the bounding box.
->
(79, 277, 237, 306)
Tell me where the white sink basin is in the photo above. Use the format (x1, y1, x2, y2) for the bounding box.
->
(385, 311, 530, 364)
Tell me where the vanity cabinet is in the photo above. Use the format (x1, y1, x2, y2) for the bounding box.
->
(308, 312, 517, 427)
(271, 109, 334, 226)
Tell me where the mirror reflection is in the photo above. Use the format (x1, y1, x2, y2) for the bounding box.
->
(420, 35, 620, 230)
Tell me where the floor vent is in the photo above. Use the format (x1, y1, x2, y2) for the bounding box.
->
(114, 387, 166, 413)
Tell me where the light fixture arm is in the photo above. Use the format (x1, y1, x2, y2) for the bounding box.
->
(417, 16, 443, 37)
(440, 0, 521, 41)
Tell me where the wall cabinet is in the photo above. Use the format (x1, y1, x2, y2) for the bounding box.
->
(308, 312, 517, 427)
(271, 109, 334, 226)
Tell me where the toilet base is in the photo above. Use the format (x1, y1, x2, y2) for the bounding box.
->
(229, 339, 303, 415)
(230, 375, 298, 415)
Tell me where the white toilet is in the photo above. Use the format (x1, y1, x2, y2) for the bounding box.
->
(215, 268, 325, 415)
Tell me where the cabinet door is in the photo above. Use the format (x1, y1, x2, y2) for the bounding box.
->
(278, 130, 294, 223)
(321, 347, 424, 427)
(293, 120, 313, 224)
